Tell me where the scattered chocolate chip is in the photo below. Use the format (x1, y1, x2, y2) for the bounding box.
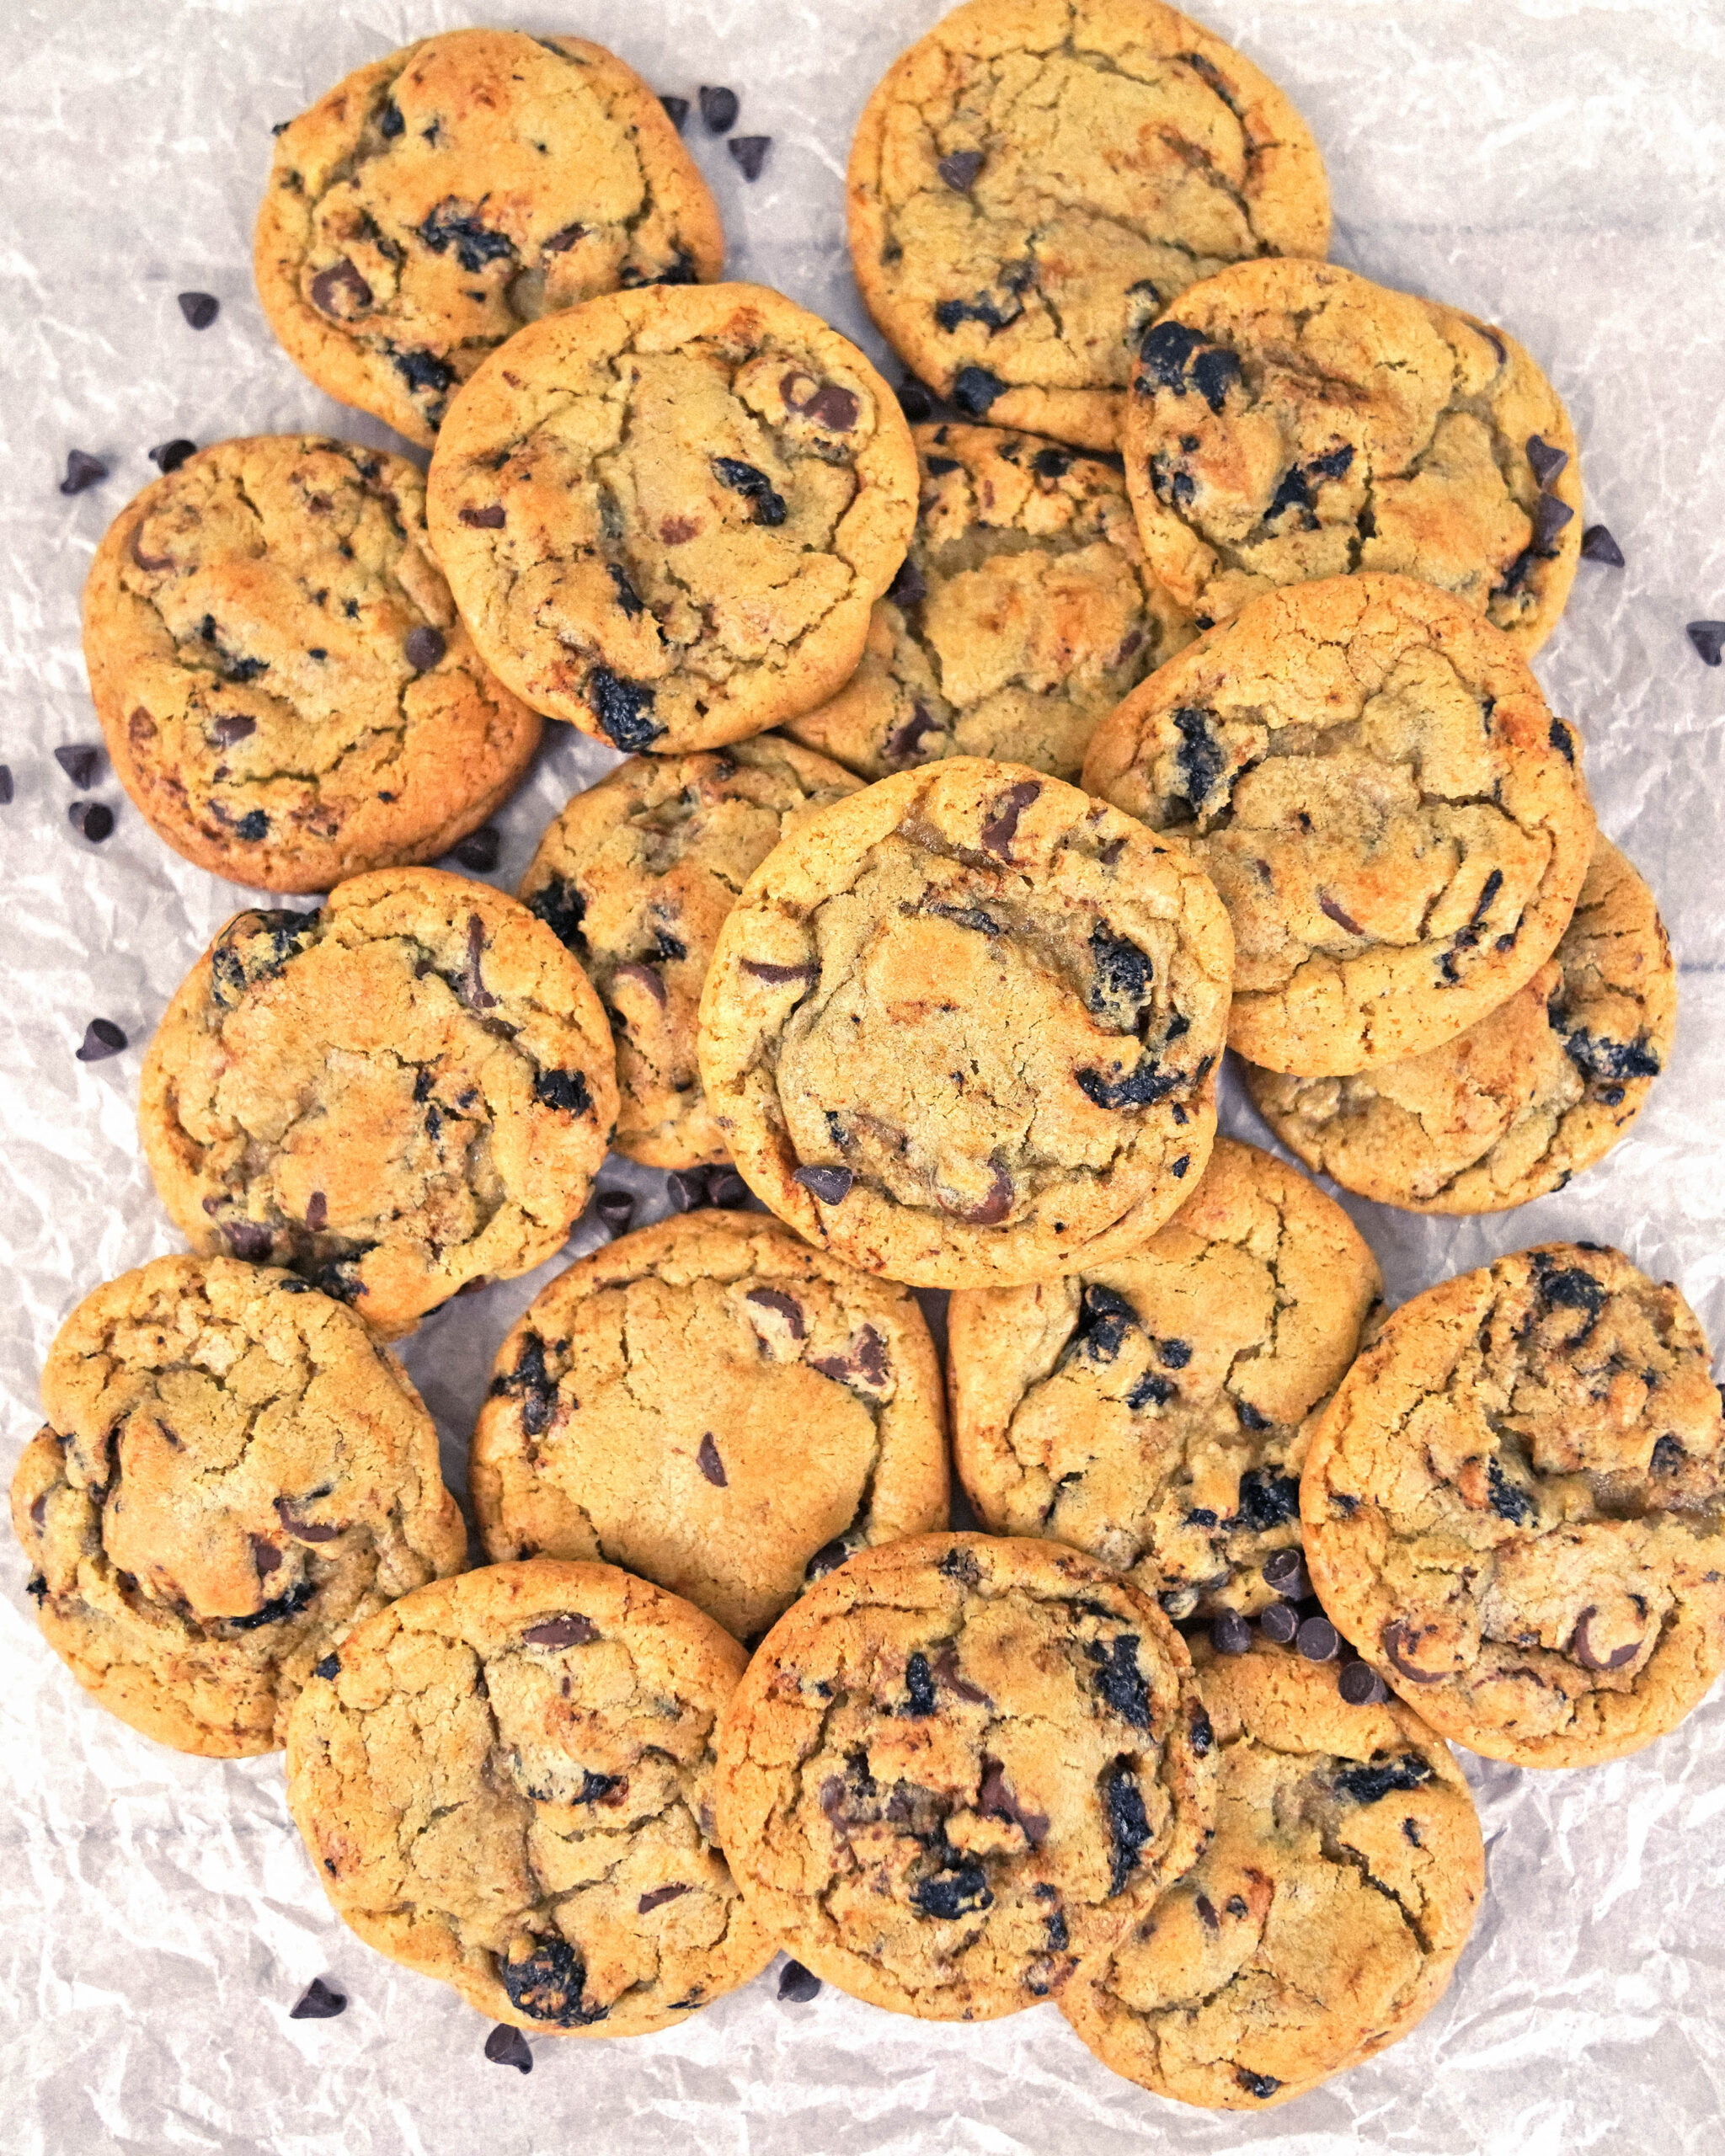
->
(404, 624, 446, 672)
(209, 714, 254, 748)
(1580, 523, 1625, 567)
(1296, 1615, 1338, 1662)
(534, 1069, 591, 1117)
(638, 1883, 691, 1914)
(1525, 434, 1568, 488)
(0, 766, 11, 804)
(1258, 1602, 1299, 1646)
(1103, 1760, 1152, 1897)
(289, 1977, 347, 2020)
(60, 450, 107, 495)
(459, 503, 506, 529)
(951, 366, 1006, 417)
(1687, 622, 1725, 668)
(696, 1433, 728, 1487)
(1531, 493, 1575, 552)
(980, 777, 1040, 855)
(589, 666, 663, 750)
(699, 85, 740, 134)
(593, 1187, 635, 1237)
(937, 149, 985, 191)
(313, 1652, 340, 1679)
(178, 291, 219, 330)
(234, 808, 268, 841)
(794, 1164, 853, 1203)
(522, 1614, 598, 1648)
(607, 563, 645, 616)
(54, 744, 102, 788)
(1338, 1659, 1389, 1706)
(451, 825, 499, 873)
(1318, 889, 1365, 937)
(377, 100, 403, 139)
(1092, 1635, 1151, 1728)
(660, 94, 690, 132)
(1381, 1619, 1446, 1684)
(75, 1018, 127, 1062)
(707, 1167, 750, 1209)
(713, 456, 787, 526)
(1261, 1550, 1311, 1600)
(666, 1167, 712, 1214)
(897, 379, 934, 422)
(777, 1959, 821, 2004)
(1235, 2068, 1281, 2100)
(149, 439, 196, 473)
(68, 801, 115, 842)
(1211, 1610, 1252, 1656)
(729, 136, 771, 180)
(484, 2024, 532, 2072)
(1571, 1605, 1642, 1672)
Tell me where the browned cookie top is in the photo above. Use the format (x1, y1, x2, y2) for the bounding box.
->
(1301, 1245, 1725, 1768)
(1082, 575, 1596, 1075)
(255, 30, 724, 445)
(1122, 259, 1583, 651)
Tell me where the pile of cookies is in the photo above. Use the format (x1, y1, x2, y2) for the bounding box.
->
(19, 1, 1723, 2119)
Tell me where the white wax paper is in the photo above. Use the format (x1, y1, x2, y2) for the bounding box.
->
(3, 1, 1724, 2149)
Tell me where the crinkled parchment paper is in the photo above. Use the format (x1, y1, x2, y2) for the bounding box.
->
(3, 2, 1723, 2150)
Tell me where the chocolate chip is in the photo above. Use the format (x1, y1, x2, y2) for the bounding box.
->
(1338, 1658, 1386, 1706)
(60, 450, 107, 495)
(69, 801, 115, 842)
(1525, 434, 1568, 488)
(1103, 1760, 1152, 1896)
(229, 1577, 316, 1630)
(0, 766, 11, 804)
(638, 1883, 691, 1914)
(289, 1977, 347, 2020)
(1258, 1602, 1299, 1645)
(745, 1285, 804, 1336)
(1571, 1605, 1642, 1672)
(707, 1167, 750, 1209)
(522, 1614, 599, 1648)
(149, 439, 196, 474)
(484, 2024, 532, 2072)
(699, 85, 740, 134)
(1296, 1614, 1338, 1662)
(451, 825, 499, 873)
(1334, 1753, 1432, 1805)
(1531, 493, 1575, 552)
(1687, 622, 1725, 668)
(937, 149, 985, 191)
(794, 1165, 852, 1203)
(805, 1538, 850, 1581)
(729, 136, 771, 181)
(1261, 1550, 1309, 1598)
(76, 1018, 127, 1062)
(1548, 718, 1576, 763)
(666, 1167, 712, 1214)
(178, 291, 219, 330)
(378, 100, 404, 138)
(712, 456, 787, 526)
(660, 94, 690, 132)
(589, 667, 663, 750)
(1652, 1433, 1685, 1475)
(696, 1433, 728, 1487)
(404, 624, 446, 671)
(55, 744, 102, 788)
(593, 1187, 635, 1237)
(1580, 523, 1625, 567)
(1092, 1634, 1151, 1728)
(951, 366, 1006, 417)
(1065, 1283, 1136, 1366)
(606, 563, 645, 617)
(1318, 889, 1365, 937)
(459, 503, 506, 528)
(210, 715, 254, 748)
(392, 347, 456, 402)
(1211, 1609, 1252, 1656)
(777, 1959, 821, 2004)
(419, 203, 515, 273)
(312, 1652, 340, 1680)
(781, 376, 861, 432)
(980, 777, 1040, 855)
(902, 1650, 937, 1716)
(234, 808, 267, 841)
(1172, 706, 1226, 813)
(1381, 1618, 1446, 1684)
(897, 379, 934, 421)
(1235, 2068, 1281, 2100)
(912, 1852, 992, 1920)
(1235, 1469, 1298, 1531)
(1032, 446, 1073, 479)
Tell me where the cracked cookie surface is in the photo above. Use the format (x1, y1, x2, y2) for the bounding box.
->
(426, 282, 918, 752)
(1245, 836, 1676, 1211)
(697, 755, 1234, 1288)
(519, 739, 861, 1166)
(472, 1211, 948, 1640)
(1062, 1641, 1483, 2109)
(83, 436, 540, 894)
(1123, 258, 1583, 651)
(10, 1255, 465, 1757)
(255, 30, 724, 446)
(950, 1138, 1381, 1618)
(1301, 1244, 1725, 1768)
(285, 1558, 774, 2035)
(848, 0, 1328, 451)
(713, 1533, 1212, 2020)
(780, 420, 1193, 786)
(140, 867, 618, 1339)
(1081, 574, 1595, 1075)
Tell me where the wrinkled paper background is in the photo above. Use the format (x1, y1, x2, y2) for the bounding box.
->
(3, 1, 1724, 2149)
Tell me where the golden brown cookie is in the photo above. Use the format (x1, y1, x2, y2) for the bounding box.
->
(10, 1256, 465, 1757)
(696, 756, 1234, 1288)
(1081, 575, 1596, 1075)
(779, 421, 1193, 785)
(472, 1211, 949, 1640)
(1123, 258, 1583, 651)
(1243, 836, 1677, 1210)
(82, 436, 540, 894)
(255, 30, 724, 446)
(949, 1138, 1381, 1619)
(713, 1533, 1213, 2020)
(425, 282, 918, 752)
(139, 868, 618, 1339)
(1301, 1244, 1725, 1768)
(284, 1559, 775, 2035)
(519, 739, 861, 1166)
(848, 0, 1329, 451)
(1063, 1641, 1484, 2109)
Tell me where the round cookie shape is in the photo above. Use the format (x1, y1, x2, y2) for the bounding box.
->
(1081, 575, 1596, 1075)
(9, 1256, 465, 1757)
(949, 1138, 1382, 1619)
(285, 1558, 775, 2035)
(139, 868, 619, 1339)
(519, 739, 862, 1166)
(779, 421, 1193, 786)
(1062, 1642, 1484, 2110)
(425, 283, 919, 752)
(254, 30, 724, 446)
(696, 756, 1234, 1289)
(83, 436, 541, 894)
(847, 0, 1329, 452)
(713, 1533, 1213, 2020)
(1244, 836, 1677, 1212)
(1122, 258, 1583, 652)
(1301, 1244, 1725, 1769)
(472, 1211, 949, 1640)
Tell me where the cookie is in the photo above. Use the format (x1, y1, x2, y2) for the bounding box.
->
(82, 436, 540, 895)
(139, 868, 618, 1340)
(1062, 1641, 1484, 2110)
(255, 30, 724, 446)
(425, 283, 918, 752)
(949, 1138, 1382, 1620)
(1244, 836, 1677, 1211)
(778, 421, 1193, 786)
(284, 1558, 775, 2035)
(1081, 575, 1596, 1075)
(1123, 258, 1583, 652)
(847, 0, 1328, 452)
(519, 739, 861, 1166)
(696, 756, 1234, 1288)
(1301, 1244, 1725, 1768)
(713, 1533, 1212, 2020)
(9, 1256, 465, 1757)
(472, 1210, 948, 1641)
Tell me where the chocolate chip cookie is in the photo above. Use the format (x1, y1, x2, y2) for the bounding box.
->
(425, 282, 918, 752)
(779, 421, 1193, 785)
(1244, 836, 1677, 1211)
(1063, 1641, 1484, 2109)
(1123, 258, 1583, 651)
(472, 1211, 948, 1641)
(1302, 1245, 1725, 1768)
(848, 0, 1329, 451)
(9, 1255, 465, 1757)
(519, 739, 861, 1166)
(284, 1558, 774, 2035)
(696, 756, 1233, 1288)
(255, 30, 724, 446)
(139, 868, 618, 1339)
(1081, 575, 1596, 1075)
(949, 1138, 1382, 1620)
(713, 1533, 1212, 2020)
(83, 436, 541, 894)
